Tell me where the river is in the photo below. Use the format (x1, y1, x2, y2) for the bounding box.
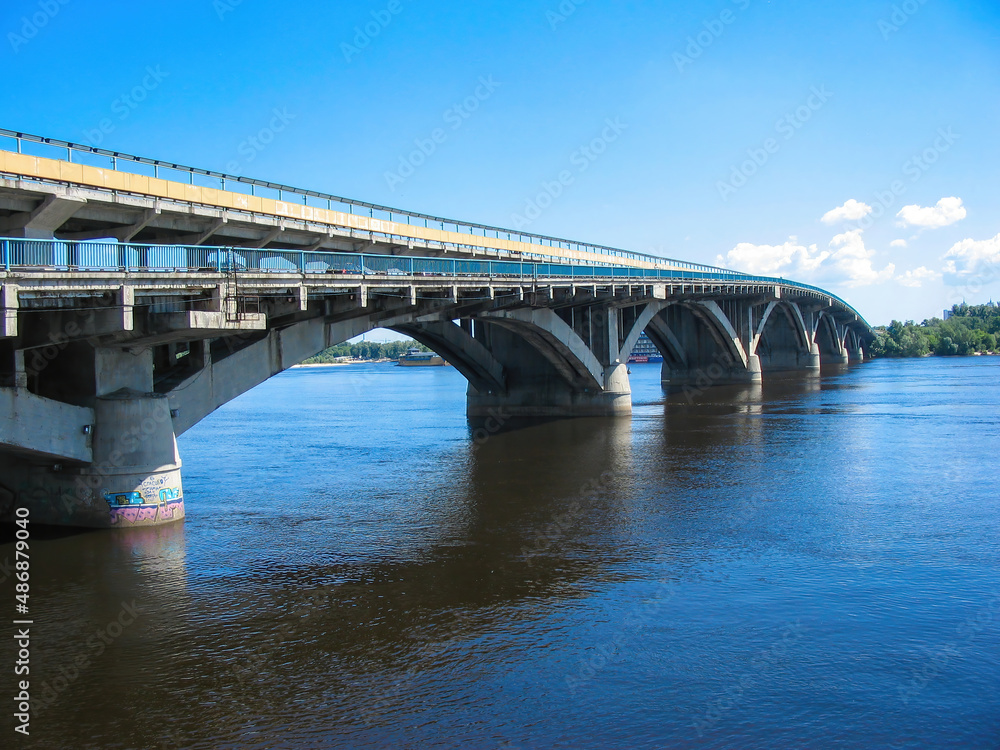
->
(3, 357, 999, 749)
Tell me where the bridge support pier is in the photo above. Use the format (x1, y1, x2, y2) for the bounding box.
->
(468, 361, 631, 418)
(466, 309, 632, 418)
(3, 337, 186, 527)
(82, 391, 185, 528)
(3, 391, 184, 528)
(660, 354, 762, 387)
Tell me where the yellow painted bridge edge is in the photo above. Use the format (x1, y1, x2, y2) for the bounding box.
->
(0, 150, 671, 270)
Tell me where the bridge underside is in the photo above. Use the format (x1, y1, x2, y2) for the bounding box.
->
(0, 266, 869, 529)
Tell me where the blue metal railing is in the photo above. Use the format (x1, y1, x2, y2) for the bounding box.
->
(0, 237, 870, 327)
(0, 127, 717, 272)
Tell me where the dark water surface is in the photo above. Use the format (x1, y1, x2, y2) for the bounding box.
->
(3, 358, 999, 749)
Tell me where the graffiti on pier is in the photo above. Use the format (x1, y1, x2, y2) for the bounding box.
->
(108, 499, 184, 526)
(104, 486, 184, 526)
(110, 504, 160, 525)
(103, 491, 143, 507)
(159, 487, 181, 502)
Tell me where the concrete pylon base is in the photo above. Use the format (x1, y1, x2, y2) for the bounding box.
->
(9, 465, 185, 528)
(661, 354, 763, 387)
(467, 364, 632, 418)
(467, 389, 633, 418)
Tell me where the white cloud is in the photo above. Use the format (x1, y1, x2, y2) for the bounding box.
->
(716, 237, 828, 277)
(821, 199, 873, 225)
(896, 266, 941, 288)
(942, 233, 1000, 285)
(827, 229, 895, 287)
(896, 197, 967, 228)
(718, 229, 893, 287)
(890, 239, 908, 248)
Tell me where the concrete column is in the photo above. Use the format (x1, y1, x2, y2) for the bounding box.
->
(80, 392, 184, 528)
(13, 350, 27, 388)
(119, 285, 135, 333)
(807, 342, 821, 370)
(95, 347, 153, 395)
(1, 283, 18, 338)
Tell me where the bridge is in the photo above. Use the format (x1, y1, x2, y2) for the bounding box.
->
(0, 129, 872, 528)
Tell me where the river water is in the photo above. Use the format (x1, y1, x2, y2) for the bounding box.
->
(3, 357, 999, 749)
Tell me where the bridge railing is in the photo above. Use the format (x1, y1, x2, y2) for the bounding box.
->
(0, 128, 723, 273)
(0, 237, 868, 325)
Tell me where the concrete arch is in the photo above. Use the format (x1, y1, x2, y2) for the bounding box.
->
(644, 315, 688, 370)
(844, 327, 865, 362)
(479, 307, 605, 390)
(754, 301, 816, 372)
(391, 321, 506, 396)
(689, 300, 749, 369)
(617, 301, 668, 364)
(650, 301, 758, 385)
(814, 312, 847, 364)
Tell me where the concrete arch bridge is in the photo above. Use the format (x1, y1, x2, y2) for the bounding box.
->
(0, 131, 872, 527)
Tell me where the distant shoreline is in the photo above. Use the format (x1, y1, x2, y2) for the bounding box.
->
(293, 359, 395, 368)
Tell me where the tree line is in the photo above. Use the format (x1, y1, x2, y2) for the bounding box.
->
(871, 303, 1000, 357)
(302, 339, 430, 364)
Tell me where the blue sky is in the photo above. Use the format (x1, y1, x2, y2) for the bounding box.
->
(3, 0, 999, 325)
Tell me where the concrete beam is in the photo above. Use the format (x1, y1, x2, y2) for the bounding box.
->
(250, 225, 284, 248)
(0, 193, 88, 239)
(0, 387, 93, 463)
(175, 217, 227, 246)
(59, 207, 162, 242)
(146, 311, 267, 344)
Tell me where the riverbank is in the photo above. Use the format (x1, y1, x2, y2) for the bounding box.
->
(293, 358, 395, 368)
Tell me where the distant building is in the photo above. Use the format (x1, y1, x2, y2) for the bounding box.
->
(944, 309, 952, 320)
(628, 332, 663, 363)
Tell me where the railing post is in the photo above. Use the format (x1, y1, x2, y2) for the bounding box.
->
(2, 239, 7, 271)
(299, 251, 305, 271)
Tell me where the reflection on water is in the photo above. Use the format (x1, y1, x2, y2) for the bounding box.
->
(3, 358, 999, 749)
